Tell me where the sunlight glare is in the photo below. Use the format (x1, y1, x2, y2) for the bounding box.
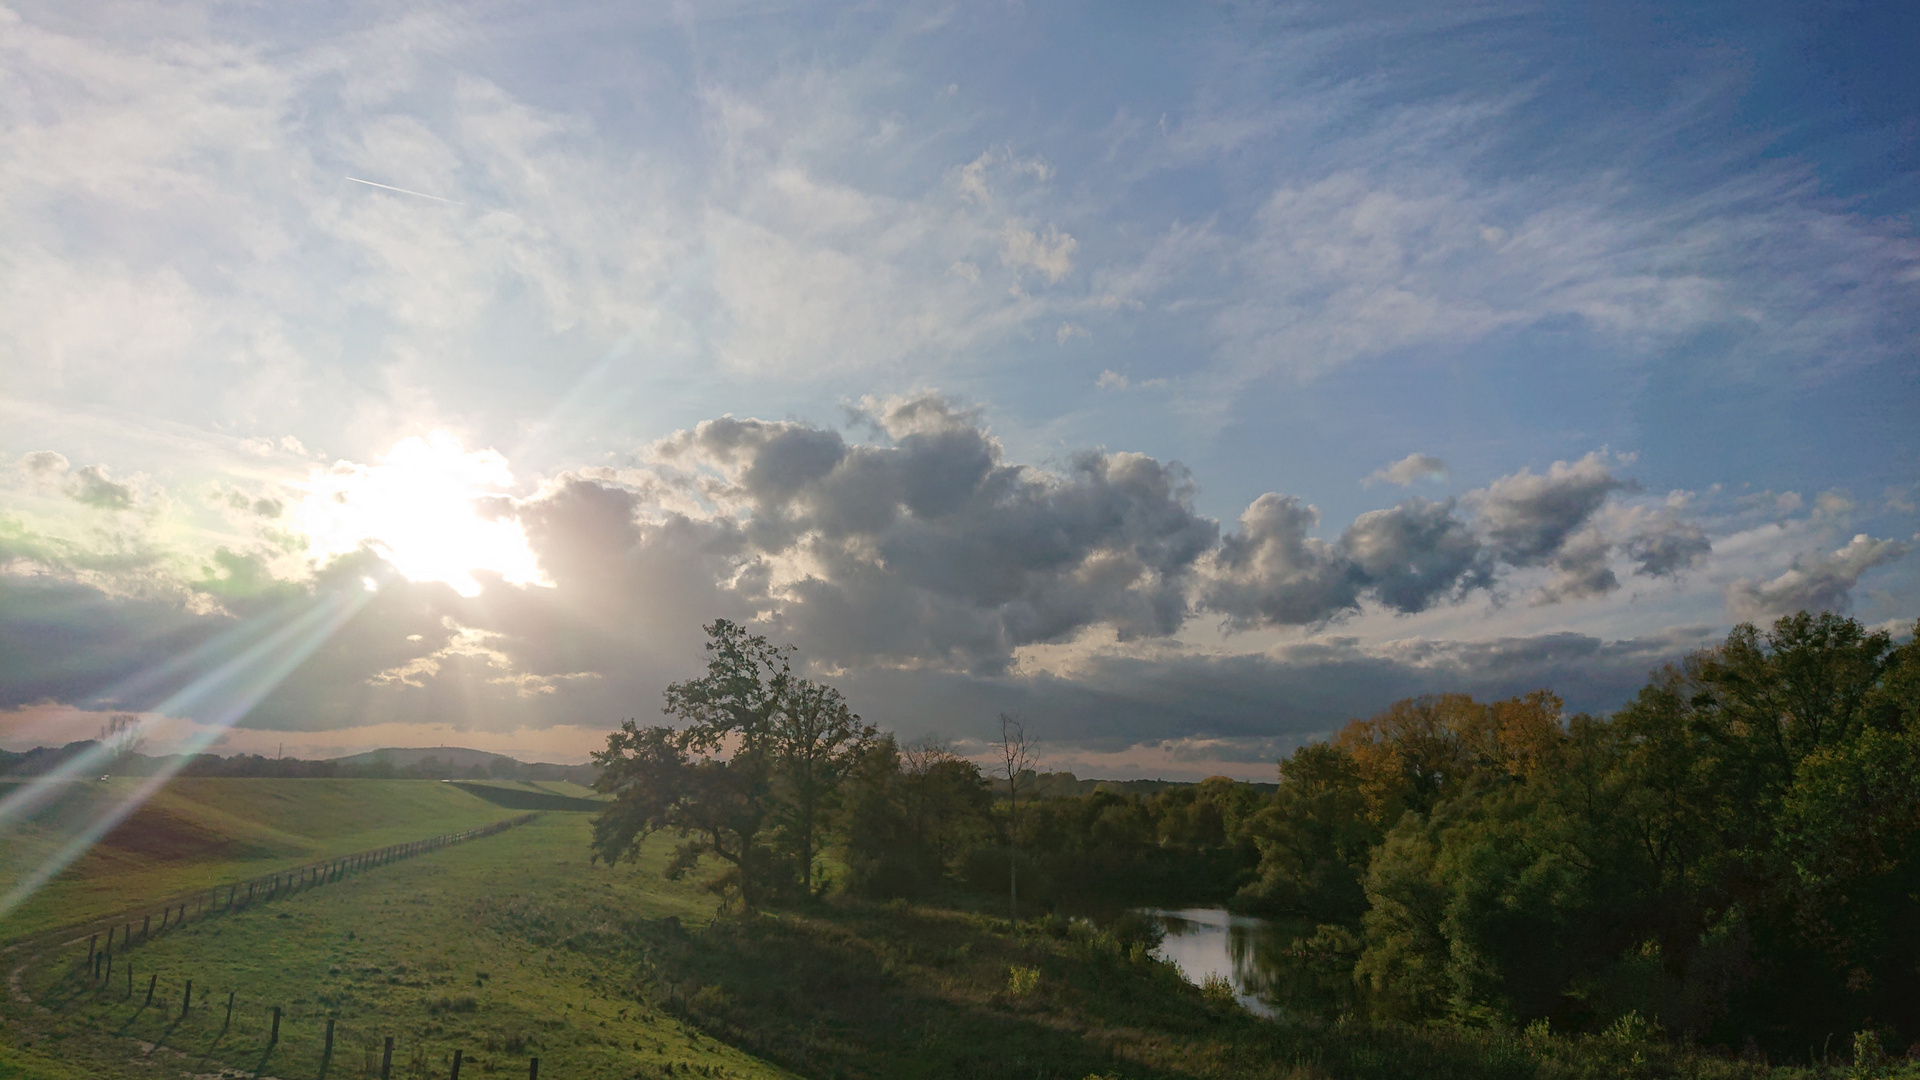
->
(294, 432, 550, 597)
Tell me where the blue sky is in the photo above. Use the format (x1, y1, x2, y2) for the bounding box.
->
(1, 0, 1915, 777)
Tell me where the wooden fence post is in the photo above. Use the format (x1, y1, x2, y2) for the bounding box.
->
(87, 933, 97, 964)
(451, 1048, 463, 1080)
(224, 990, 234, 1030)
(145, 973, 156, 1005)
(321, 1017, 335, 1076)
(528, 1056, 539, 1079)
(125, 963, 132, 999)
(270, 1005, 281, 1044)
(101, 953, 111, 988)
(381, 1035, 394, 1079)
(181, 979, 192, 1018)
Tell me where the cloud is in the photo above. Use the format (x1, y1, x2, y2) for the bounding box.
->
(1198, 494, 1487, 628)
(69, 465, 135, 511)
(0, 398, 1870, 765)
(1814, 489, 1855, 517)
(654, 393, 1219, 670)
(20, 452, 70, 479)
(1477, 453, 1634, 565)
(1725, 533, 1909, 623)
(1342, 498, 1489, 612)
(1366, 452, 1447, 487)
(1200, 495, 1356, 628)
(1001, 222, 1078, 283)
(17, 453, 138, 511)
(1620, 514, 1711, 578)
(837, 625, 1720, 763)
(1199, 453, 1719, 620)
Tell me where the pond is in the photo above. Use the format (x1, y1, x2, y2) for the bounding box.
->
(1140, 907, 1354, 1021)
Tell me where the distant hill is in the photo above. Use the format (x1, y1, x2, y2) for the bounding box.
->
(0, 742, 597, 785)
(1022, 771, 1279, 799)
(328, 747, 597, 784)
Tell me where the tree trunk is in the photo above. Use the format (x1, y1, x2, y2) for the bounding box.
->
(1008, 786, 1018, 924)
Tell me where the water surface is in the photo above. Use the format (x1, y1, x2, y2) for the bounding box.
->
(1142, 907, 1352, 1020)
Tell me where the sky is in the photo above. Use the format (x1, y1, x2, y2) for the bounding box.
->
(1, 0, 1916, 780)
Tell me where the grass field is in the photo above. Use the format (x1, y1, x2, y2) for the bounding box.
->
(2, 780, 1894, 1080)
(0, 778, 523, 940)
(11, 812, 787, 1080)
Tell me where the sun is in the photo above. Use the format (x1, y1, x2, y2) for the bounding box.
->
(293, 432, 550, 597)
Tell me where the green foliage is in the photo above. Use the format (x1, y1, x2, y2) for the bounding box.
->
(1323, 613, 1920, 1053)
(577, 609, 1920, 1070)
(838, 736, 994, 899)
(1234, 742, 1378, 920)
(1006, 964, 1041, 997)
(592, 620, 876, 908)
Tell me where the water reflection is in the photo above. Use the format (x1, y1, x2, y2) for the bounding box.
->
(1141, 907, 1354, 1021)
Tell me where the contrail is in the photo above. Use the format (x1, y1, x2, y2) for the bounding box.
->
(344, 176, 464, 205)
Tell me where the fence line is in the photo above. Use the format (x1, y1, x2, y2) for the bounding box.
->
(58, 811, 546, 1078)
(76, 812, 537, 967)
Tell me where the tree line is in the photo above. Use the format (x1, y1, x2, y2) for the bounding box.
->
(591, 611, 1919, 1057)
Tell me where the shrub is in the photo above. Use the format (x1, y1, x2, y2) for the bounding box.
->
(1007, 965, 1041, 998)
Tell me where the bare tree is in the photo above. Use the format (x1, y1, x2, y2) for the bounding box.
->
(994, 712, 1038, 924)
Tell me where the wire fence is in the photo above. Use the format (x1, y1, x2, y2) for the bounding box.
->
(49, 813, 546, 1078)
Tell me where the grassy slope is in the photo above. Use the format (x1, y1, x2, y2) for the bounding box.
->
(0, 778, 520, 940)
(14, 813, 789, 1080)
(0, 1043, 90, 1080)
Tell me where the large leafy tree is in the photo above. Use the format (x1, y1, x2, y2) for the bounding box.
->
(592, 619, 873, 907)
(770, 676, 877, 894)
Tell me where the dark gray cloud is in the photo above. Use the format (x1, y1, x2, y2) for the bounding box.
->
(1623, 517, 1711, 578)
(658, 394, 1219, 670)
(1342, 498, 1489, 612)
(837, 626, 1719, 758)
(1478, 453, 1633, 566)
(1199, 495, 1491, 628)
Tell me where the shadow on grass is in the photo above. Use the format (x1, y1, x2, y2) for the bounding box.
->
(572, 902, 1550, 1080)
(249, 1038, 278, 1076)
(110, 995, 155, 1037)
(190, 1027, 230, 1072)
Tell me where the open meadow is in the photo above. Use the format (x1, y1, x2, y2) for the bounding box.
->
(0, 778, 532, 941)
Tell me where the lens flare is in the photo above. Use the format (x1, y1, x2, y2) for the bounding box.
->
(0, 585, 373, 919)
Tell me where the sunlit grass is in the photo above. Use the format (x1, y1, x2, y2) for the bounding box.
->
(0, 778, 519, 940)
(18, 813, 788, 1080)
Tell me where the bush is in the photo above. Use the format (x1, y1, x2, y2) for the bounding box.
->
(1007, 965, 1041, 998)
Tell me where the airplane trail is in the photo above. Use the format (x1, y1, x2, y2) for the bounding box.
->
(343, 176, 464, 205)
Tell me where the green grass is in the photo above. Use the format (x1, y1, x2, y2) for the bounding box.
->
(11, 813, 792, 1080)
(454, 779, 604, 800)
(0, 778, 521, 940)
(0, 1042, 91, 1080)
(5, 779, 1904, 1080)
